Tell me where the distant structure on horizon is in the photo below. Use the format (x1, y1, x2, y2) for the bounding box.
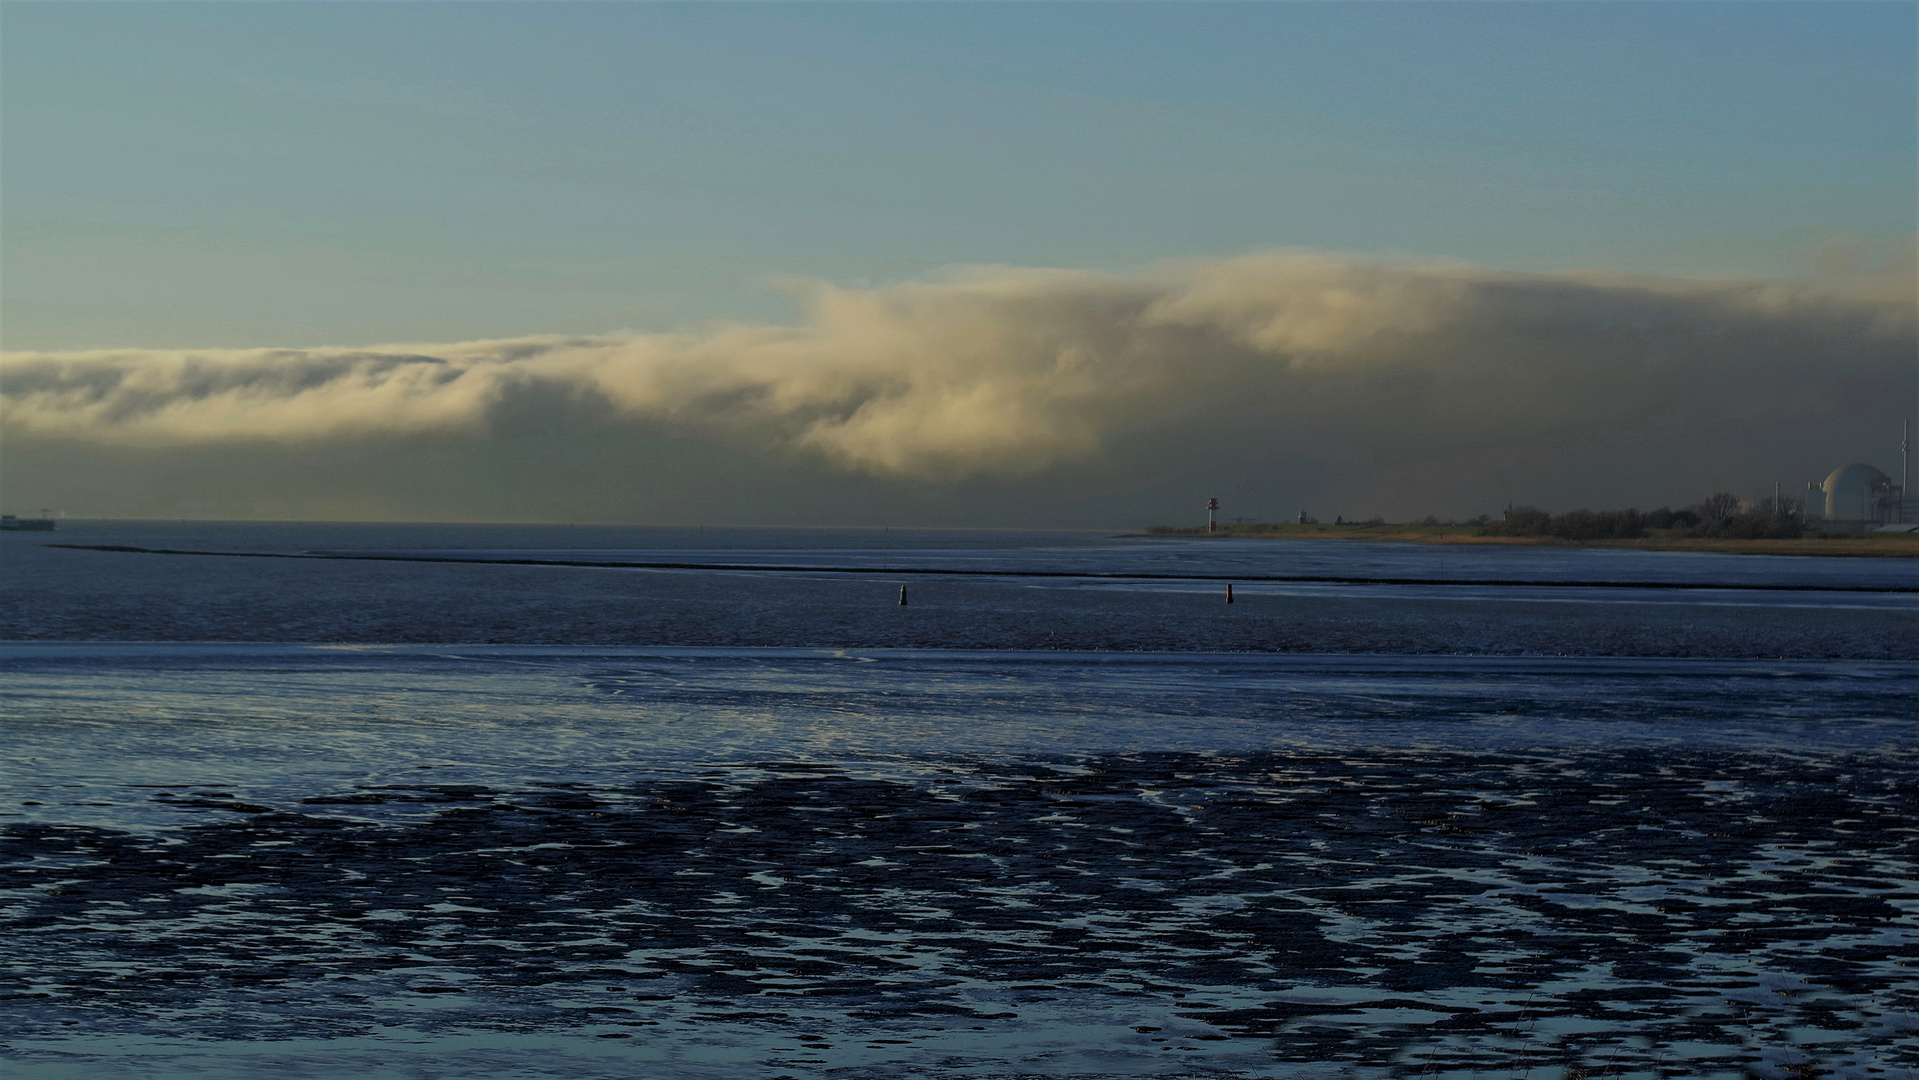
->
(0, 514, 56, 532)
(1806, 423, 1909, 528)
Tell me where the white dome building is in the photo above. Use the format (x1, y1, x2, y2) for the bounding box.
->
(1812, 463, 1897, 523)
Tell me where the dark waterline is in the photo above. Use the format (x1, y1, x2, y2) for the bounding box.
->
(44, 542, 1919, 593)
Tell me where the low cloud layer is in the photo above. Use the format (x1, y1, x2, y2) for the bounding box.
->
(3, 250, 1913, 520)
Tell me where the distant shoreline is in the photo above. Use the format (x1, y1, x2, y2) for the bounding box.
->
(1135, 523, 1919, 558)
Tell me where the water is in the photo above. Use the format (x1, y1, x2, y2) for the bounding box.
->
(2, 524, 1915, 1078)
(6, 522, 1914, 651)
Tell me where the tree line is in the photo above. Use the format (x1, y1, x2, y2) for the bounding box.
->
(1482, 493, 1805, 541)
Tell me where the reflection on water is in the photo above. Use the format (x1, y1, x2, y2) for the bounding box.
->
(3, 646, 1915, 1078)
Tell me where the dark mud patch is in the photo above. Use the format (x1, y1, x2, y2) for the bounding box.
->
(4, 748, 1914, 1077)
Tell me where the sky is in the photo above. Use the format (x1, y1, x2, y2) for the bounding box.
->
(2, 1, 1915, 525)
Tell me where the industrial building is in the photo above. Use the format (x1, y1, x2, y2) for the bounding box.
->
(1808, 463, 1899, 524)
(1805, 423, 1912, 529)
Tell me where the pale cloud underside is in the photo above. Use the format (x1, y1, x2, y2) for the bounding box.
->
(4, 250, 1912, 480)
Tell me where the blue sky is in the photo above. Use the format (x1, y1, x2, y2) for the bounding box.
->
(5, 1, 1914, 349)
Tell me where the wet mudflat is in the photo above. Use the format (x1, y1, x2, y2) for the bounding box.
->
(2, 645, 1915, 1079)
(3, 526, 1916, 1077)
(4, 751, 1915, 1079)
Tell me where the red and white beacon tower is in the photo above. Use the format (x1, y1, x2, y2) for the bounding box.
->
(1206, 498, 1219, 534)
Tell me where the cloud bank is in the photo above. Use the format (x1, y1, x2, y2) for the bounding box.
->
(3, 250, 1913, 520)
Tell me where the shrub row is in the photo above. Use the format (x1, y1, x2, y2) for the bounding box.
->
(1483, 494, 1803, 540)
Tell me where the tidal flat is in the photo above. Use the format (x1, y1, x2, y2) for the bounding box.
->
(2, 524, 1914, 1079)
